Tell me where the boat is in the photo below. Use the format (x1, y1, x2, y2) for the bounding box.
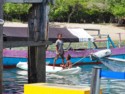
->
(90, 49, 125, 72)
(16, 62, 82, 75)
(3, 27, 125, 67)
(3, 47, 125, 67)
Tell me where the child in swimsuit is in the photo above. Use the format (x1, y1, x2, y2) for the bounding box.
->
(61, 54, 72, 69)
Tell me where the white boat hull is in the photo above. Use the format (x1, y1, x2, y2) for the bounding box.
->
(90, 49, 125, 72)
(16, 62, 81, 75)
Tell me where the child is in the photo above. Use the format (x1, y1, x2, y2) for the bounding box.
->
(65, 54, 72, 68)
(53, 33, 64, 69)
(60, 54, 72, 69)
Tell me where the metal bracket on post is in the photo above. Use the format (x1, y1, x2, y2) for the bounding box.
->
(0, 19, 4, 25)
(90, 66, 101, 94)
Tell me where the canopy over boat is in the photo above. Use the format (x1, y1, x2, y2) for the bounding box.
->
(49, 28, 94, 42)
(3, 27, 94, 42)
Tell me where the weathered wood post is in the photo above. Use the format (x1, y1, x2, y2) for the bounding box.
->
(0, 0, 4, 93)
(28, 4, 37, 83)
(28, 0, 50, 83)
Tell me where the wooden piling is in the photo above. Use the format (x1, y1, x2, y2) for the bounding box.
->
(1, 0, 51, 93)
(36, 45, 46, 82)
(28, 45, 46, 83)
(28, 1, 49, 83)
(0, 0, 4, 94)
(28, 47, 37, 83)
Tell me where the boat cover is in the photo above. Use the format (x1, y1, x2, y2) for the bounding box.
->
(3, 27, 94, 42)
(49, 28, 94, 42)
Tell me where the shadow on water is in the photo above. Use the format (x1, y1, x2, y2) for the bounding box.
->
(3, 68, 27, 94)
(3, 64, 125, 94)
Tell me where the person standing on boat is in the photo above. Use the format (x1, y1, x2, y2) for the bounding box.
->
(53, 33, 65, 69)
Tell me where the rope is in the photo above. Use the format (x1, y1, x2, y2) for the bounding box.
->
(72, 56, 87, 66)
(71, 48, 95, 67)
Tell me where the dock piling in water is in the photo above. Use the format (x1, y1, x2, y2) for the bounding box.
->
(0, 0, 52, 93)
(90, 66, 101, 94)
(0, 0, 4, 93)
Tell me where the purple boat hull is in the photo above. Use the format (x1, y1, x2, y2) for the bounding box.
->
(2, 47, 125, 68)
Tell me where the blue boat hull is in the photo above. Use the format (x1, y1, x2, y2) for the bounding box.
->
(3, 54, 125, 67)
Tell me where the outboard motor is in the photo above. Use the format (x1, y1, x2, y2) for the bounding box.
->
(90, 49, 112, 60)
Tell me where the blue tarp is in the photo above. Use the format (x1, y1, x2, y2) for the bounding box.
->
(101, 70, 125, 79)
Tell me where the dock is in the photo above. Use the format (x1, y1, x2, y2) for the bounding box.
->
(24, 83, 102, 94)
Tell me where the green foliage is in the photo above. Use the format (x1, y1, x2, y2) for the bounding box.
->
(104, 0, 125, 24)
(3, 0, 125, 23)
(49, 0, 115, 23)
(109, 0, 125, 18)
(3, 3, 31, 22)
(112, 4, 125, 17)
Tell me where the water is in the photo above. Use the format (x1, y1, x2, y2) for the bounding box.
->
(3, 64, 125, 94)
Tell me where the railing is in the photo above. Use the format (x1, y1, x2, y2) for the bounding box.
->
(90, 66, 125, 94)
(84, 29, 101, 35)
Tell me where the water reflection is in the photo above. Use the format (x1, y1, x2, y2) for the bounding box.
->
(3, 68, 27, 94)
(3, 65, 125, 94)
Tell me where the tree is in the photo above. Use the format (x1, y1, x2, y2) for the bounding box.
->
(108, 0, 125, 24)
(3, 3, 31, 21)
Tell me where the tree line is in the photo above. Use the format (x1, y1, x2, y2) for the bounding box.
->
(3, 0, 125, 24)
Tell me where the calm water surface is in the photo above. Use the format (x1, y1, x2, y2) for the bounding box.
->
(3, 64, 125, 94)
